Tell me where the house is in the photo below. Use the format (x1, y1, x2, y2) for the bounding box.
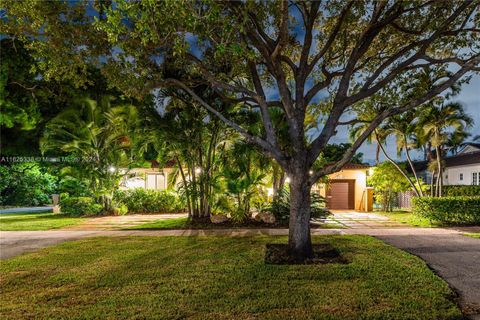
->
(414, 143, 480, 186)
(122, 161, 374, 211)
(120, 160, 177, 190)
(313, 163, 373, 211)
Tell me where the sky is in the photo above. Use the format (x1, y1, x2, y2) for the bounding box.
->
(353, 75, 480, 164)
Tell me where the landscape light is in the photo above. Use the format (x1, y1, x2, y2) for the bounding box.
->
(285, 177, 291, 183)
(108, 166, 116, 173)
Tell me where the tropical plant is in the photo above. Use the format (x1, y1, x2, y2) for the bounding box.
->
(418, 102, 473, 197)
(368, 162, 411, 212)
(265, 189, 330, 223)
(220, 139, 269, 222)
(40, 96, 138, 213)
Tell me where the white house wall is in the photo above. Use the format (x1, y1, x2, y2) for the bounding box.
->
(443, 164, 480, 185)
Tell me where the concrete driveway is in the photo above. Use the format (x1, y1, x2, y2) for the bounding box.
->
(375, 232, 480, 319)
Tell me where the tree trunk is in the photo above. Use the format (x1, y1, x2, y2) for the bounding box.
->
(377, 139, 421, 197)
(436, 146, 443, 197)
(430, 171, 435, 197)
(404, 136, 423, 197)
(288, 171, 313, 260)
(435, 146, 442, 197)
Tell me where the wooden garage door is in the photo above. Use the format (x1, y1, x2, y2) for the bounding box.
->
(327, 180, 355, 210)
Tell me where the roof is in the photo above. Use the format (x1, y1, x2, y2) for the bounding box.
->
(341, 163, 371, 170)
(412, 151, 480, 172)
(459, 143, 480, 154)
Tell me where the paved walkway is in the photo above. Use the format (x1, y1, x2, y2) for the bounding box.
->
(321, 211, 407, 228)
(63, 213, 188, 230)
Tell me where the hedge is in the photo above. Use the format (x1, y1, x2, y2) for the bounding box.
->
(114, 189, 185, 213)
(412, 196, 480, 225)
(442, 185, 480, 197)
(60, 197, 103, 216)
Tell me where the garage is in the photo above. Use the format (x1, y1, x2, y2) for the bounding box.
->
(326, 179, 355, 210)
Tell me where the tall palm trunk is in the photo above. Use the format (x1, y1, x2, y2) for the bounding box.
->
(404, 136, 423, 197)
(435, 146, 443, 197)
(376, 134, 421, 197)
(176, 157, 192, 217)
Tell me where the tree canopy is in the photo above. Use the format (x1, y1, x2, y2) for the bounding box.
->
(2, 0, 479, 258)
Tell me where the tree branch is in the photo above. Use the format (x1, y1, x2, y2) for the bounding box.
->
(163, 78, 288, 166)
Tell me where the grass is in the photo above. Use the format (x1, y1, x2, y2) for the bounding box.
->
(126, 217, 343, 230)
(375, 210, 437, 227)
(464, 233, 480, 239)
(0, 211, 83, 231)
(125, 217, 189, 230)
(0, 235, 461, 319)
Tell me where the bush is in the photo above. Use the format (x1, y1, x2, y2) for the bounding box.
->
(0, 163, 57, 206)
(443, 185, 480, 197)
(60, 196, 103, 216)
(412, 196, 480, 225)
(57, 176, 91, 197)
(264, 189, 331, 223)
(112, 204, 128, 216)
(114, 188, 185, 213)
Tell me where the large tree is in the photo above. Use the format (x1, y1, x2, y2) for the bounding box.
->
(3, 1, 480, 259)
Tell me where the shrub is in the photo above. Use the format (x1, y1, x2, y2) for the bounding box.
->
(114, 188, 185, 213)
(443, 185, 480, 197)
(60, 196, 103, 216)
(57, 176, 91, 197)
(0, 163, 57, 206)
(412, 196, 480, 225)
(264, 189, 331, 223)
(112, 204, 128, 216)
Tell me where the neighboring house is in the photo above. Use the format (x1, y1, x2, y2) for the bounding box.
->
(313, 163, 373, 211)
(120, 160, 177, 191)
(414, 143, 480, 186)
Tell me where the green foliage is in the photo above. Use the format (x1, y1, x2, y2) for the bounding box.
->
(41, 96, 138, 211)
(368, 162, 411, 212)
(0, 163, 57, 206)
(314, 143, 364, 170)
(443, 185, 480, 197)
(114, 189, 185, 214)
(112, 204, 128, 216)
(57, 176, 91, 197)
(412, 196, 480, 225)
(0, 39, 41, 130)
(59, 196, 103, 216)
(265, 189, 330, 223)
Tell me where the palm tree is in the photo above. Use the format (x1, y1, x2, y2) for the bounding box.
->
(378, 113, 425, 197)
(41, 96, 137, 211)
(418, 102, 473, 196)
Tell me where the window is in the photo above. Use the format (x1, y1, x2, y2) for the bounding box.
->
(473, 172, 479, 186)
(459, 173, 463, 181)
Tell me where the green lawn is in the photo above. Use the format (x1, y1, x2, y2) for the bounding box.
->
(0, 236, 461, 319)
(375, 210, 437, 227)
(126, 217, 343, 230)
(0, 211, 83, 231)
(464, 233, 480, 239)
(125, 216, 188, 230)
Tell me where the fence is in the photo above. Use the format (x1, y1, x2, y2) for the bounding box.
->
(397, 190, 416, 209)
